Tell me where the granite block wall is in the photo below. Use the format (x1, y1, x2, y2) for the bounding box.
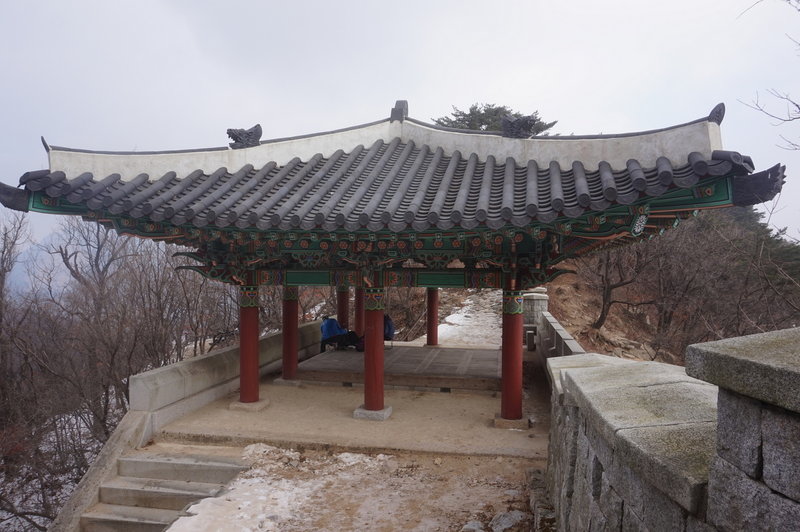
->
(687, 328, 800, 531)
(543, 328, 800, 532)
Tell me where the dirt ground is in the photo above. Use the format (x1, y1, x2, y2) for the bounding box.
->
(545, 271, 682, 363)
(169, 444, 538, 532)
(164, 378, 549, 531)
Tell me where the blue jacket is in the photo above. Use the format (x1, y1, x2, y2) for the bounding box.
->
(384, 315, 395, 341)
(321, 318, 347, 340)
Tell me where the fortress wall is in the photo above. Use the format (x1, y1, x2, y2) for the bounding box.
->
(543, 327, 800, 531)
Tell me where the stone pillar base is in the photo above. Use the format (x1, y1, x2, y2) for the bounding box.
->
(493, 414, 529, 430)
(272, 377, 303, 387)
(353, 405, 393, 421)
(229, 398, 270, 412)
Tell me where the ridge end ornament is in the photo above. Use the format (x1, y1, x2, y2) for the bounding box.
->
(227, 124, 263, 149)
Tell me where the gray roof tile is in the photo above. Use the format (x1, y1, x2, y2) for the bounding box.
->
(20, 142, 750, 232)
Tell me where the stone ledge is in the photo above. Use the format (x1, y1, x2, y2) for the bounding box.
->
(686, 328, 800, 413)
(564, 362, 717, 429)
(564, 364, 717, 444)
(272, 377, 304, 387)
(561, 361, 718, 515)
(616, 422, 716, 513)
(545, 353, 634, 405)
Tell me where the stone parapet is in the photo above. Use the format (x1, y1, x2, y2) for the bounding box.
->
(545, 353, 633, 406)
(686, 327, 800, 413)
(544, 354, 636, 528)
(545, 328, 800, 531)
(526, 291, 586, 379)
(552, 357, 717, 530)
(686, 328, 800, 530)
(535, 312, 585, 359)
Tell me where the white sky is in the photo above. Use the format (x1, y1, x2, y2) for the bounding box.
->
(1, 0, 798, 240)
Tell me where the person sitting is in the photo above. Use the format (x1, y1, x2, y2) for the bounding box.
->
(341, 330, 361, 349)
(352, 316, 393, 352)
(320, 316, 348, 353)
(384, 314, 395, 341)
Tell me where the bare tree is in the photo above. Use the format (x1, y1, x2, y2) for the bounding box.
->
(579, 246, 655, 330)
(0, 212, 29, 466)
(742, 0, 800, 149)
(0, 212, 27, 325)
(0, 217, 298, 529)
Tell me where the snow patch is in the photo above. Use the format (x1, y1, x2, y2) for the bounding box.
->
(434, 289, 502, 347)
(168, 449, 394, 531)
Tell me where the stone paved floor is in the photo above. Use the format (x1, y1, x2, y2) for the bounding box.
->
(296, 343, 502, 391)
(159, 381, 550, 459)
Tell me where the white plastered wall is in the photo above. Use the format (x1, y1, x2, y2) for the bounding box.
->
(47, 119, 722, 182)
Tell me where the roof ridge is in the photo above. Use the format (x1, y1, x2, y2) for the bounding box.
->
(403, 102, 726, 141)
(42, 102, 725, 156)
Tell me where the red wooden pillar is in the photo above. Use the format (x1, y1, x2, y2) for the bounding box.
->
(354, 286, 365, 337)
(336, 286, 350, 330)
(501, 288, 524, 420)
(239, 286, 260, 403)
(425, 287, 439, 346)
(282, 286, 299, 380)
(364, 286, 385, 411)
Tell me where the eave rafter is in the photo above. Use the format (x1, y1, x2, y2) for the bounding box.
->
(21, 172, 751, 289)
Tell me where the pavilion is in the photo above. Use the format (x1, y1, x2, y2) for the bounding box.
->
(0, 101, 784, 421)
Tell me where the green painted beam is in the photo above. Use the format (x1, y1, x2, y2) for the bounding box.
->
(285, 271, 330, 286)
(416, 271, 466, 287)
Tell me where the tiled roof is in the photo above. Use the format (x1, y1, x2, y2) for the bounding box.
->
(4, 101, 785, 234)
(21, 143, 758, 232)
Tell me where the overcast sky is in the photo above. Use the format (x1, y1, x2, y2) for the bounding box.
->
(1, 0, 798, 240)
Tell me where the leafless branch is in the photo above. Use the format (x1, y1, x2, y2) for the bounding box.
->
(737, 0, 765, 18)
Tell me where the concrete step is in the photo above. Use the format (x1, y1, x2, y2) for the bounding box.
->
(80, 503, 179, 532)
(99, 476, 223, 511)
(117, 452, 247, 484)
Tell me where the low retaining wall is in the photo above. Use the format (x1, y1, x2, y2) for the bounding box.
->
(49, 322, 321, 532)
(130, 321, 321, 441)
(535, 311, 586, 358)
(523, 288, 585, 375)
(544, 327, 800, 531)
(48, 411, 152, 532)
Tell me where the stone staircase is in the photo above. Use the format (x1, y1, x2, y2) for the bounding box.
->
(80, 443, 247, 532)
